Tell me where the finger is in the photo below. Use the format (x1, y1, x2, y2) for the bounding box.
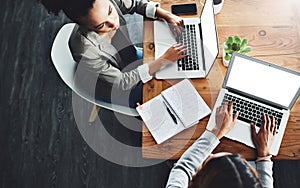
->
(221, 102, 228, 111)
(217, 105, 225, 115)
(262, 114, 267, 131)
(174, 25, 181, 34)
(172, 25, 183, 37)
(216, 107, 221, 115)
(219, 103, 226, 112)
(233, 111, 239, 122)
(177, 23, 184, 33)
(178, 19, 184, 27)
(176, 46, 187, 54)
(172, 43, 182, 48)
(250, 122, 257, 142)
(224, 103, 229, 112)
(178, 54, 189, 59)
(176, 20, 184, 30)
(173, 44, 186, 53)
(170, 26, 179, 38)
(229, 101, 234, 115)
(179, 22, 184, 33)
(178, 50, 188, 55)
(217, 104, 224, 112)
(176, 44, 186, 50)
(265, 114, 271, 131)
(271, 116, 276, 135)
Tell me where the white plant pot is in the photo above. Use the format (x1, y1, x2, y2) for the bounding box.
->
(222, 48, 230, 67)
(213, 0, 224, 14)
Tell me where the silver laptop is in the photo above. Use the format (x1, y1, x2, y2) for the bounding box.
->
(206, 53, 300, 155)
(154, 0, 218, 79)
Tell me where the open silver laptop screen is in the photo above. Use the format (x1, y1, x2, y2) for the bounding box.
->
(201, 0, 219, 73)
(225, 54, 300, 109)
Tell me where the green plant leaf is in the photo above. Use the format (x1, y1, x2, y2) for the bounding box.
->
(226, 36, 233, 45)
(240, 39, 248, 49)
(234, 36, 241, 44)
(224, 49, 231, 53)
(225, 54, 231, 61)
(222, 43, 228, 49)
(236, 43, 241, 51)
(225, 49, 234, 54)
(227, 43, 232, 50)
(240, 46, 252, 54)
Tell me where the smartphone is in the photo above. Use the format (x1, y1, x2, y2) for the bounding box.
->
(171, 3, 197, 15)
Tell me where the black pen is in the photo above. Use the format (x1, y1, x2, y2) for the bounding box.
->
(163, 101, 177, 124)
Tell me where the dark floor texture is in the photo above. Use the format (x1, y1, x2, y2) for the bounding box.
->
(0, 0, 300, 188)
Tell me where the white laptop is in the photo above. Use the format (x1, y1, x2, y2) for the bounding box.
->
(154, 0, 219, 79)
(206, 53, 300, 155)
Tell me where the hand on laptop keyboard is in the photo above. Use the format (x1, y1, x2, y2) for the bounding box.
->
(222, 94, 282, 131)
(164, 14, 184, 39)
(149, 43, 188, 75)
(176, 24, 200, 71)
(159, 43, 188, 63)
(250, 114, 276, 157)
(210, 101, 239, 139)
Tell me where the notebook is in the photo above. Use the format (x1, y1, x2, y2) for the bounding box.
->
(154, 0, 219, 79)
(137, 79, 211, 144)
(206, 53, 300, 155)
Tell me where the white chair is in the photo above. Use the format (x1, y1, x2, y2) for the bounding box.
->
(51, 23, 139, 123)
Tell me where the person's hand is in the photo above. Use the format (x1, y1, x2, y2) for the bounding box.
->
(155, 7, 184, 38)
(165, 14, 184, 39)
(250, 114, 276, 157)
(148, 43, 187, 75)
(159, 43, 188, 64)
(211, 102, 239, 139)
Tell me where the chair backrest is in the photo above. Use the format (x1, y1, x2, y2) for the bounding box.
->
(51, 23, 77, 89)
(51, 23, 139, 116)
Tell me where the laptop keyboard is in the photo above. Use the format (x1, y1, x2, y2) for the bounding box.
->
(222, 93, 283, 131)
(177, 24, 200, 71)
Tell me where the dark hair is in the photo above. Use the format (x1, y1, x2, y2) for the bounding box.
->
(38, 0, 95, 22)
(190, 155, 262, 188)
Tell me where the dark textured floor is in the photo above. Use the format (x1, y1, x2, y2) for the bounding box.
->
(0, 0, 300, 188)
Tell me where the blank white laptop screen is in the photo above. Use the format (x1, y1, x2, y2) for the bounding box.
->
(201, 0, 219, 71)
(226, 56, 300, 108)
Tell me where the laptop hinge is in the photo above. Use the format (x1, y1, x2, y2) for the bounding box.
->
(199, 23, 206, 72)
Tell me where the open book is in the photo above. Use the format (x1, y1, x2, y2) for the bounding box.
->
(137, 79, 211, 144)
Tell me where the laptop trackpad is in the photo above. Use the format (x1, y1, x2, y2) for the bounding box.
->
(225, 120, 256, 148)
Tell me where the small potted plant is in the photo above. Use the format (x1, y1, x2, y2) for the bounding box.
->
(222, 36, 252, 67)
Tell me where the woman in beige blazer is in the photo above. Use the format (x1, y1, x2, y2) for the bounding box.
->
(40, 0, 187, 107)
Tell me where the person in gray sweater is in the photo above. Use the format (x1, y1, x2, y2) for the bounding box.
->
(166, 101, 275, 188)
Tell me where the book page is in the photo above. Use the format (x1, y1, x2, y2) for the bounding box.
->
(136, 95, 184, 144)
(161, 79, 211, 127)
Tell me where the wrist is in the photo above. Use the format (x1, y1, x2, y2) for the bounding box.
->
(156, 7, 172, 20)
(157, 57, 170, 66)
(257, 151, 270, 158)
(149, 58, 167, 75)
(209, 127, 224, 140)
(255, 154, 272, 162)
